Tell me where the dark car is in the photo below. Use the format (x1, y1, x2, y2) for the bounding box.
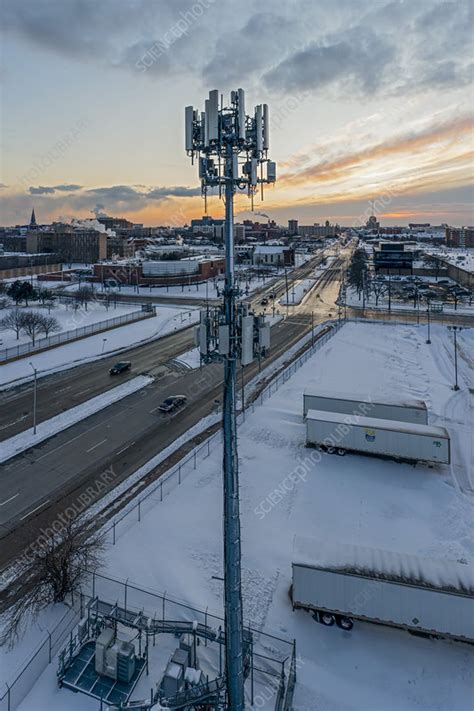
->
(109, 361, 131, 375)
(158, 395, 187, 413)
(260, 297, 269, 306)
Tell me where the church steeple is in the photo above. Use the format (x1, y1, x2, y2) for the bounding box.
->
(30, 208, 37, 227)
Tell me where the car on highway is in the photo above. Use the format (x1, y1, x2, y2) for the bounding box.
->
(109, 361, 131, 375)
(260, 297, 269, 306)
(158, 394, 187, 413)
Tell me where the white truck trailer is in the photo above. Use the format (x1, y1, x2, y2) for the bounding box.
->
(306, 409, 450, 464)
(303, 389, 428, 424)
(292, 537, 474, 642)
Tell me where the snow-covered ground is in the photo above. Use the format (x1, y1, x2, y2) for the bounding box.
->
(61, 272, 278, 300)
(0, 301, 139, 350)
(0, 305, 198, 389)
(9, 321, 473, 710)
(345, 285, 474, 313)
(0, 375, 153, 463)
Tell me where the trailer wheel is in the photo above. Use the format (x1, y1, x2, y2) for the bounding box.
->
(336, 616, 353, 631)
(336, 448, 346, 456)
(326, 446, 336, 455)
(320, 612, 335, 626)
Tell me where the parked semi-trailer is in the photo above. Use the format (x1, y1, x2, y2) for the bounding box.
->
(306, 409, 450, 464)
(303, 389, 428, 424)
(292, 537, 474, 643)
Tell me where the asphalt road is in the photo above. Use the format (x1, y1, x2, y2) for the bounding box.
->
(0, 251, 328, 440)
(0, 249, 347, 565)
(0, 313, 317, 536)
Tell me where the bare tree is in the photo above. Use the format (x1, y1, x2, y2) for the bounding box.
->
(0, 521, 104, 647)
(39, 314, 61, 337)
(75, 286, 95, 311)
(21, 311, 46, 345)
(371, 278, 387, 306)
(0, 309, 27, 340)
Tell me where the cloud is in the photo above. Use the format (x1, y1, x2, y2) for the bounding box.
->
(146, 186, 201, 199)
(265, 25, 395, 95)
(29, 185, 55, 194)
(28, 184, 82, 194)
(54, 183, 82, 191)
(280, 115, 474, 186)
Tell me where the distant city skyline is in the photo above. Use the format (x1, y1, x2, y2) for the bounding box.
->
(1, 0, 473, 227)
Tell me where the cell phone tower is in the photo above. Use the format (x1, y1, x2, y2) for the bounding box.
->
(185, 90, 275, 709)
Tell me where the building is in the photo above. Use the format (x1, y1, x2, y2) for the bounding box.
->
(253, 245, 294, 267)
(26, 224, 107, 263)
(297, 222, 336, 238)
(93, 256, 224, 286)
(0, 252, 62, 280)
(288, 219, 298, 236)
(97, 216, 134, 231)
(446, 227, 474, 248)
(373, 242, 416, 274)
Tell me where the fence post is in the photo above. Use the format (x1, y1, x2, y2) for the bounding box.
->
(92, 571, 96, 598)
(178, 465, 181, 484)
(160, 482, 163, 501)
(124, 579, 128, 612)
(193, 452, 196, 469)
(207, 440, 210, 456)
(6, 683, 10, 711)
(112, 521, 116, 545)
(138, 499, 141, 522)
(48, 631, 52, 663)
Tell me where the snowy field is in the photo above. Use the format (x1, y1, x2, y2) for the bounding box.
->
(0, 301, 139, 350)
(0, 305, 198, 388)
(61, 272, 278, 300)
(345, 285, 474, 314)
(10, 321, 473, 710)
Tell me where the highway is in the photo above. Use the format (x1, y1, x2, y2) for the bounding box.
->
(0, 250, 328, 441)
(0, 249, 349, 566)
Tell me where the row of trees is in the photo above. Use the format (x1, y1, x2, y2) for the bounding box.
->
(0, 281, 56, 309)
(0, 310, 60, 344)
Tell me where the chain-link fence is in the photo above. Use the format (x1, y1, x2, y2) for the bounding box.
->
(0, 605, 80, 711)
(0, 308, 155, 363)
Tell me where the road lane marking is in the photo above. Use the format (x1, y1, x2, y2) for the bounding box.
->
(115, 441, 135, 456)
(0, 493, 19, 506)
(20, 499, 50, 520)
(86, 438, 107, 453)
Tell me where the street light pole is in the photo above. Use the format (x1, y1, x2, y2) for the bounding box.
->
(426, 305, 431, 344)
(448, 326, 462, 390)
(29, 362, 37, 434)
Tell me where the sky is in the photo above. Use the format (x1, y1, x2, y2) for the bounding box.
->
(0, 0, 473, 227)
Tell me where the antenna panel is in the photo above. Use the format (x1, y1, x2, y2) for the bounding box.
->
(255, 105, 263, 153)
(208, 89, 219, 141)
(262, 104, 269, 150)
(185, 106, 194, 151)
(237, 88, 246, 139)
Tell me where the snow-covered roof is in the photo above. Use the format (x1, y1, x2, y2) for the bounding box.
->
(306, 409, 449, 438)
(254, 246, 289, 254)
(293, 537, 474, 595)
(303, 389, 427, 411)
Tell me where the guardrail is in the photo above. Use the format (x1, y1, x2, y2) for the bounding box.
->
(0, 308, 155, 363)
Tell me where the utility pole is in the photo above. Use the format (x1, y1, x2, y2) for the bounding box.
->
(426, 304, 431, 344)
(311, 311, 315, 345)
(29, 362, 37, 434)
(186, 89, 275, 710)
(284, 268, 289, 317)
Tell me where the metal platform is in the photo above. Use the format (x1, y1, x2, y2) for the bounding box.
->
(60, 639, 146, 705)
